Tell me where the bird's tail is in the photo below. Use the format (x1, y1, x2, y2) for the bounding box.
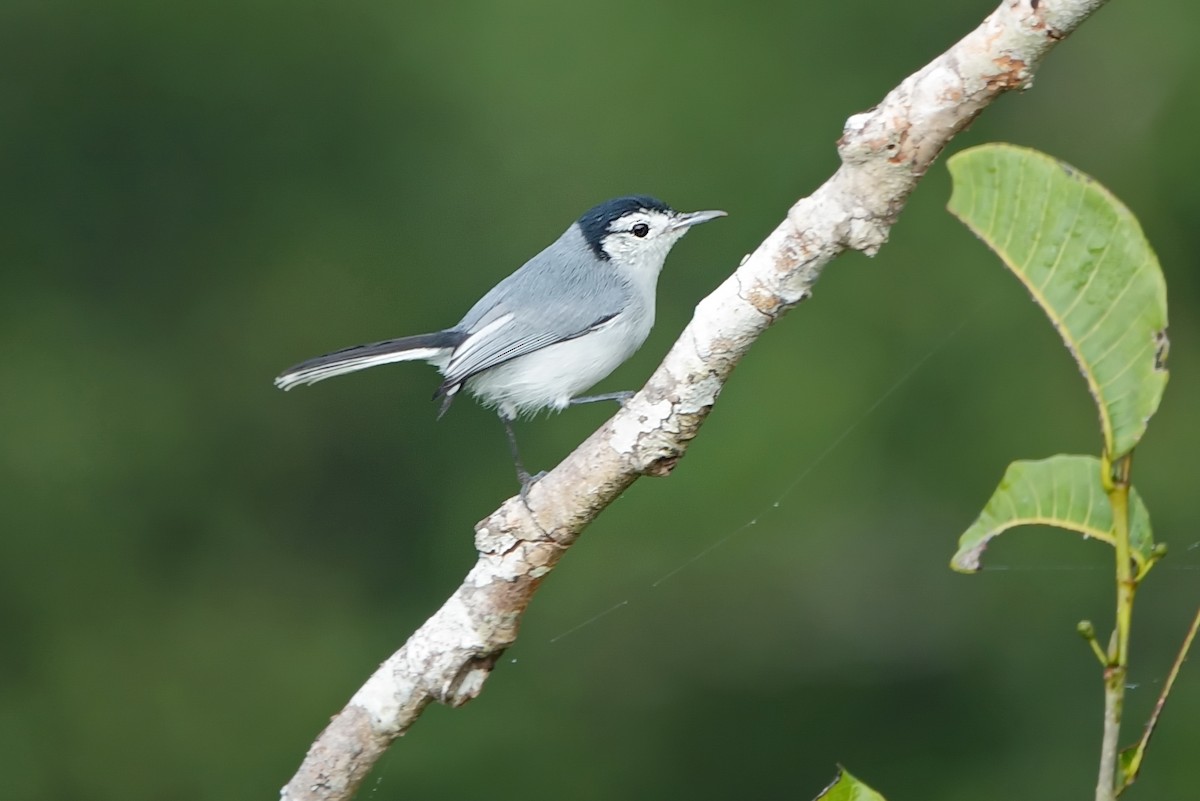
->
(274, 330, 467, 390)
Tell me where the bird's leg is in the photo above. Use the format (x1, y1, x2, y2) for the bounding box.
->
(501, 414, 543, 503)
(569, 391, 635, 406)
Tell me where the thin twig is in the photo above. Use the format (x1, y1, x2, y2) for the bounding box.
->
(1097, 668, 1124, 801)
(1117, 604, 1200, 794)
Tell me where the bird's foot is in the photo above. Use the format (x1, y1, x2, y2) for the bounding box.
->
(517, 469, 548, 501)
(570, 391, 635, 407)
(517, 469, 548, 523)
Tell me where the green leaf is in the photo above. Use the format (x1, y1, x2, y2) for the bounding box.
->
(951, 455, 1154, 573)
(948, 144, 1169, 460)
(813, 767, 887, 801)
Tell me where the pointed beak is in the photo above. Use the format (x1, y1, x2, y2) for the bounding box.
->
(670, 209, 727, 231)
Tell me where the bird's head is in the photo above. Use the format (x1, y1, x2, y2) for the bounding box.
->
(576, 195, 726, 276)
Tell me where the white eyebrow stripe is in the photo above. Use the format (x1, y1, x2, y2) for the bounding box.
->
(449, 312, 515, 368)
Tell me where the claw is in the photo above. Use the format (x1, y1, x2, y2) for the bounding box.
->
(570, 391, 635, 406)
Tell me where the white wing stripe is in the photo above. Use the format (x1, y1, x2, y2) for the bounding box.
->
(447, 313, 515, 373)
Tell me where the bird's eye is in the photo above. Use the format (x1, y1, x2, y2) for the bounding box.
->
(631, 223, 650, 238)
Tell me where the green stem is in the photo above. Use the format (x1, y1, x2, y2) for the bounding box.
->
(1077, 620, 1109, 667)
(1095, 453, 1136, 801)
(1110, 456, 1135, 668)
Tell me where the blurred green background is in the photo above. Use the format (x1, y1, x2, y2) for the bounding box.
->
(2, 1, 1197, 799)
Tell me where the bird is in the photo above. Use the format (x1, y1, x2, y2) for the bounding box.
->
(274, 195, 726, 495)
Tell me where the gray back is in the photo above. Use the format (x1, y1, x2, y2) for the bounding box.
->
(442, 225, 633, 385)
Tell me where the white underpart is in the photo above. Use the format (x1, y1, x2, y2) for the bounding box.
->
(466, 310, 650, 418)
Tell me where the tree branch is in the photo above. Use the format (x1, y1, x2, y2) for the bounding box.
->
(281, 1, 1112, 798)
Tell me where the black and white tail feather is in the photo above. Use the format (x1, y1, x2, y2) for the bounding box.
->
(274, 332, 465, 391)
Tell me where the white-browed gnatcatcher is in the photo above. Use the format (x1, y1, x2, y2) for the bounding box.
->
(275, 195, 725, 495)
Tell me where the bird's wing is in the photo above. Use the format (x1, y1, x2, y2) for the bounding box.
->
(441, 242, 630, 386)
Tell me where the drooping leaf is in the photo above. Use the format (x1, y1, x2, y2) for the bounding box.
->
(813, 767, 887, 801)
(952, 455, 1154, 573)
(948, 144, 1169, 459)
